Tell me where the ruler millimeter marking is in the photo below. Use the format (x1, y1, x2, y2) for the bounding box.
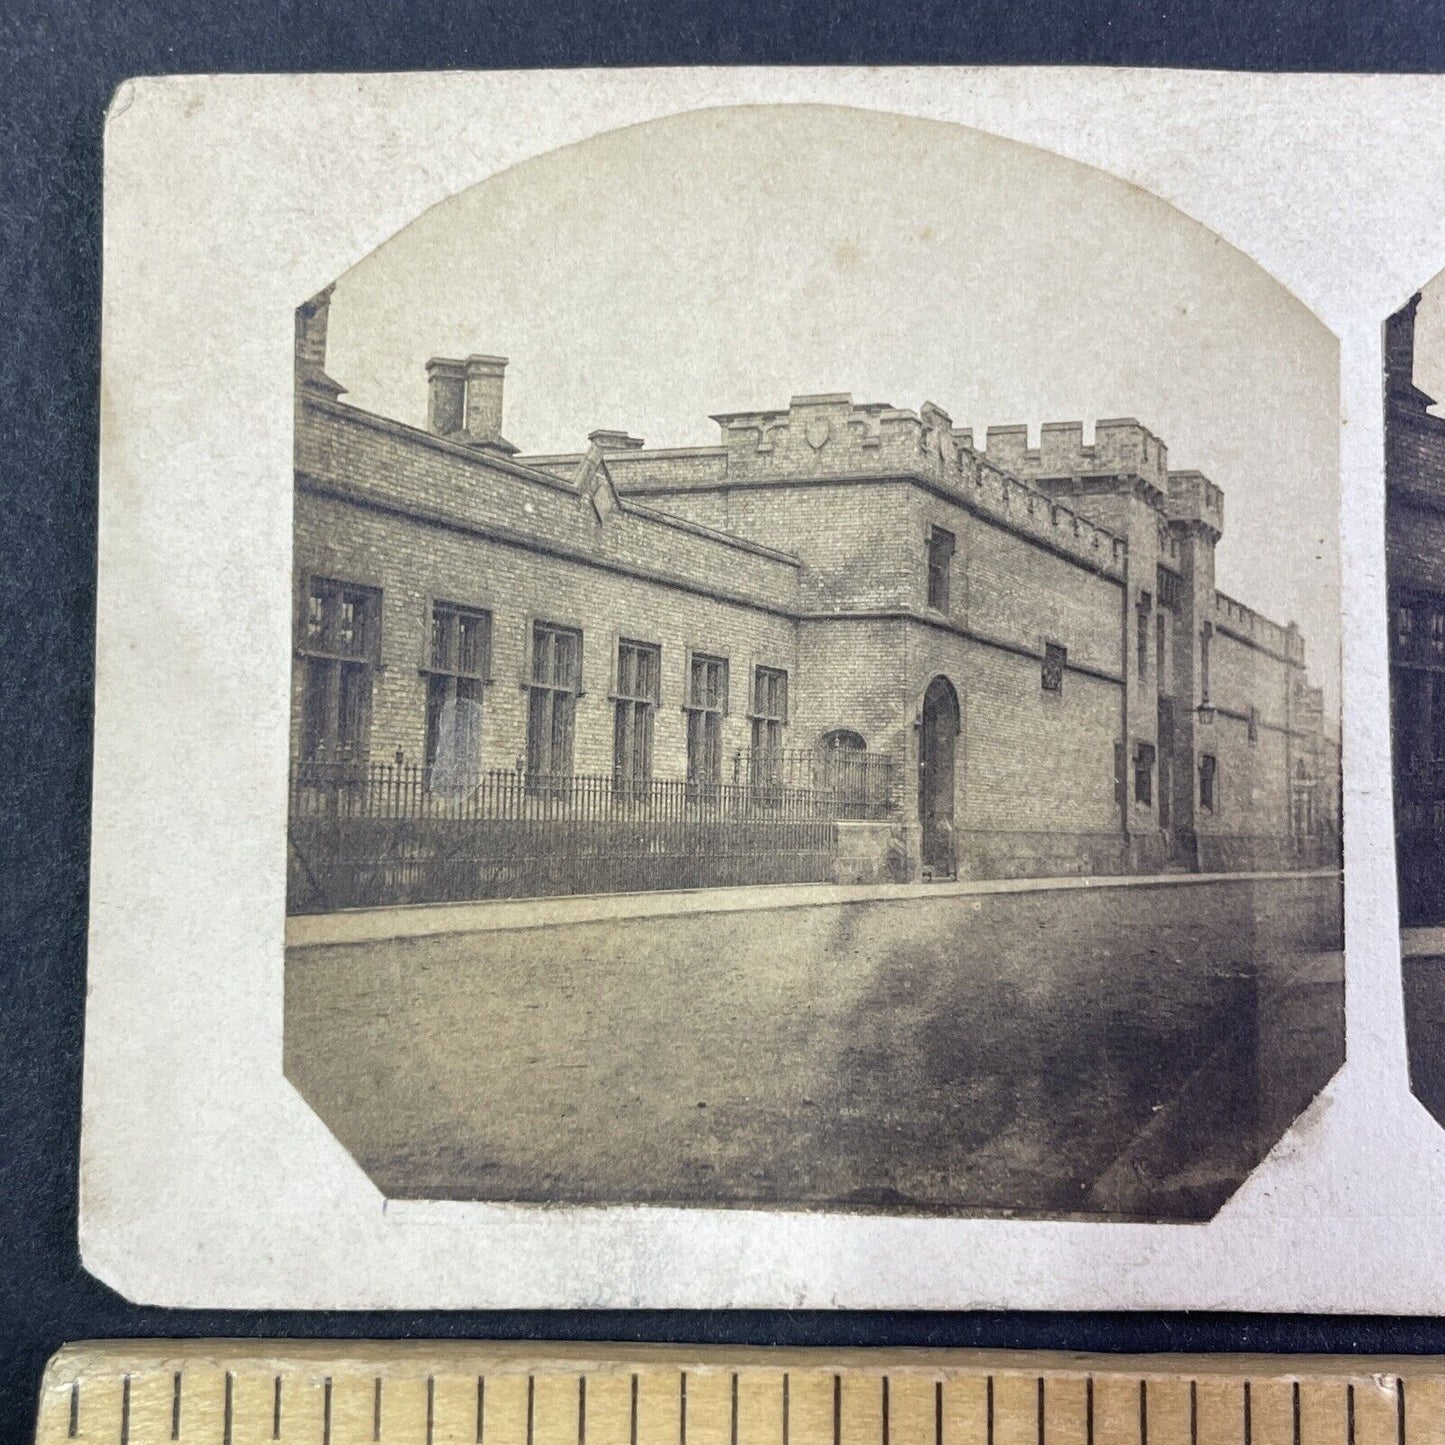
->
(32, 1345, 1438, 1445)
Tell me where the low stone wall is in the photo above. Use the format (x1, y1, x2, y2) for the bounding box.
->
(949, 828, 1339, 882)
(830, 820, 910, 884)
(1197, 834, 1342, 874)
(956, 829, 1132, 880)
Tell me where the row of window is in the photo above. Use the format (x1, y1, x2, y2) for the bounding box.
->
(1395, 597, 1445, 652)
(1129, 741, 1218, 813)
(297, 577, 791, 787)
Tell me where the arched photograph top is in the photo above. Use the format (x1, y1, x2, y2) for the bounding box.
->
(282, 105, 1344, 1224)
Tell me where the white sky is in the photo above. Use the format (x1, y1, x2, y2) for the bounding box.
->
(325, 104, 1341, 713)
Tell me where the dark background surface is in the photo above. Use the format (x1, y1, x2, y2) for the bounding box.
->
(7, 3, 1445, 1442)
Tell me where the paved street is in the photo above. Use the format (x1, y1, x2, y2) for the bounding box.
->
(285, 873, 1343, 1221)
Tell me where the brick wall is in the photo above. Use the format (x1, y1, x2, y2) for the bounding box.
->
(1194, 629, 1299, 861)
(957, 507, 1123, 679)
(293, 488, 799, 780)
(292, 384, 1333, 881)
(300, 399, 800, 613)
(1389, 496, 1445, 594)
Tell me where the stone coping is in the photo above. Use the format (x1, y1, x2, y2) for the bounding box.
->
(287, 869, 1341, 950)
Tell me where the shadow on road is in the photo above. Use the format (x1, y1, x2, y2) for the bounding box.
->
(284, 874, 1343, 1221)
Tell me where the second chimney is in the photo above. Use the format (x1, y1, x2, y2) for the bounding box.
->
(465, 354, 508, 446)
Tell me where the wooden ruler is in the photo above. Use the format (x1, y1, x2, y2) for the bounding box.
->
(33, 1344, 1441, 1445)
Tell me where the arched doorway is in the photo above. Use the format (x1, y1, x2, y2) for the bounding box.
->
(918, 676, 960, 878)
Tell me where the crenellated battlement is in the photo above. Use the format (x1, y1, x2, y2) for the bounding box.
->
(977, 417, 1171, 496)
(707, 393, 1128, 575)
(1214, 590, 1304, 662)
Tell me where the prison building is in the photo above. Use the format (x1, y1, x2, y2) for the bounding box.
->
(1387, 294, 1445, 925)
(288, 287, 1341, 911)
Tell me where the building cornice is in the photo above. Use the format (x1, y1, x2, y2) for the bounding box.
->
(1390, 399, 1445, 437)
(1212, 619, 1307, 669)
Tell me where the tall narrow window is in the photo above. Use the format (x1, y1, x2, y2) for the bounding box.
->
(526, 622, 582, 786)
(1136, 591, 1152, 681)
(1396, 600, 1416, 651)
(685, 653, 728, 789)
(749, 665, 789, 786)
(927, 526, 955, 611)
(1199, 753, 1217, 813)
(1156, 611, 1168, 686)
(1199, 623, 1213, 705)
(1429, 675, 1445, 763)
(1042, 642, 1066, 694)
(298, 576, 381, 766)
(1247, 705, 1260, 745)
(1400, 669, 1433, 769)
(1134, 741, 1156, 806)
(425, 602, 490, 785)
(613, 639, 660, 796)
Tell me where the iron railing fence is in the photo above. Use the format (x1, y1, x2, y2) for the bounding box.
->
(286, 759, 900, 914)
(291, 755, 899, 824)
(286, 814, 840, 914)
(727, 747, 898, 820)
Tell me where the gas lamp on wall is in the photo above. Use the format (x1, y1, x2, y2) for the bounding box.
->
(1196, 702, 1216, 726)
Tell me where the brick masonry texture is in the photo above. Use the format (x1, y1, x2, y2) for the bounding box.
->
(291, 296, 1340, 882)
(1386, 295, 1445, 923)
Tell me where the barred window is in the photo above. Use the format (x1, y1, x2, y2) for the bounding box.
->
(299, 576, 381, 765)
(685, 653, 728, 787)
(1199, 753, 1217, 812)
(1042, 642, 1067, 694)
(425, 602, 490, 777)
(927, 526, 955, 611)
(613, 639, 660, 792)
(526, 622, 582, 785)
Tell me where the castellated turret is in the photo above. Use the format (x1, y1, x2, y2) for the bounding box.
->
(1167, 469, 1225, 543)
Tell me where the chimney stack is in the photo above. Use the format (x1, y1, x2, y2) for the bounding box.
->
(1386, 293, 1436, 413)
(426, 358, 467, 436)
(425, 353, 517, 454)
(587, 428, 646, 451)
(294, 285, 345, 399)
(465, 355, 509, 448)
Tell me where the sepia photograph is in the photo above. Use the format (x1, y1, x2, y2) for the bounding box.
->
(279, 104, 1345, 1224)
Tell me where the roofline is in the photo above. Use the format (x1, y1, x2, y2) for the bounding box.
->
(611, 468, 1129, 580)
(517, 446, 729, 465)
(303, 395, 800, 567)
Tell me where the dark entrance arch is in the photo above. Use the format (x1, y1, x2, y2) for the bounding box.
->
(918, 675, 960, 879)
